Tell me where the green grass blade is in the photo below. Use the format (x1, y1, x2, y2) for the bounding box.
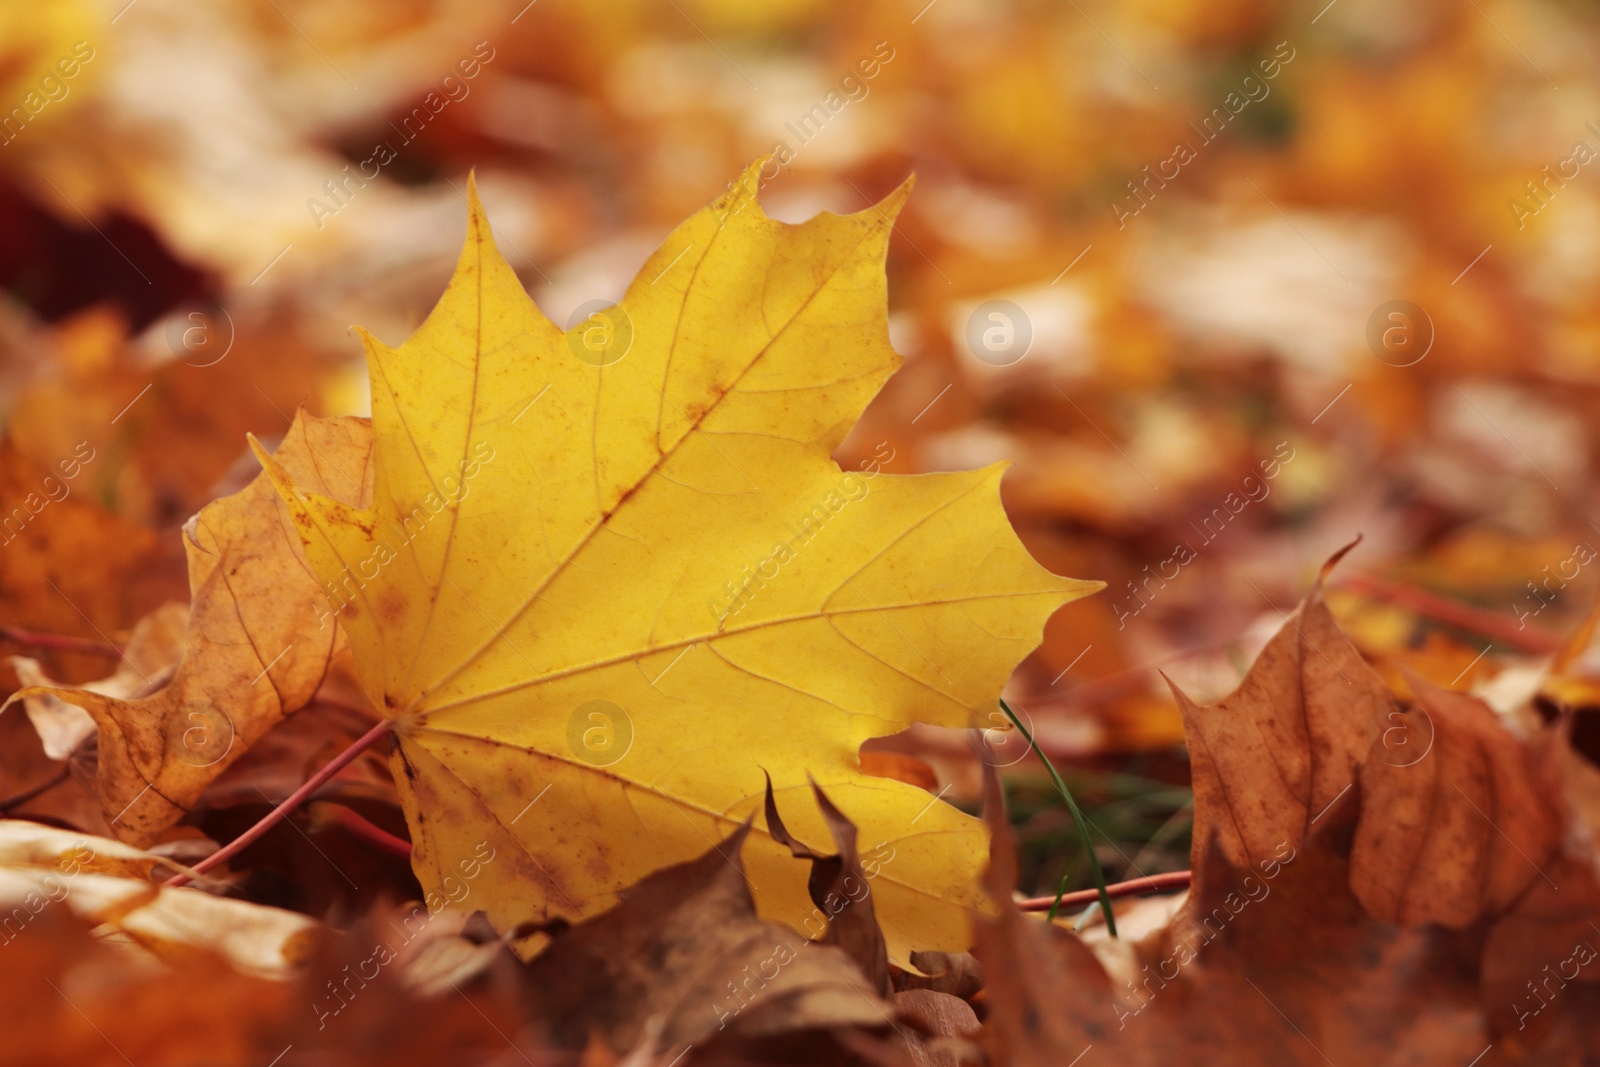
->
(998, 698, 1118, 938)
(1044, 874, 1070, 923)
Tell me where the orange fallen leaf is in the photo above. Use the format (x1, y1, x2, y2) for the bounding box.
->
(7, 413, 371, 845)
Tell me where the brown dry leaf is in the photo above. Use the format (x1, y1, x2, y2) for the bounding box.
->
(1352, 675, 1561, 927)
(764, 776, 891, 996)
(519, 821, 890, 1056)
(1165, 561, 1391, 871)
(1058, 808, 1481, 1064)
(6, 413, 372, 845)
(890, 988, 981, 1067)
(286, 903, 537, 1065)
(974, 750, 1488, 1065)
(970, 761, 1112, 1067)
(976, 567, 1600, 1065)
(9, 601, 188, 759)
(894, 951, 982, 1000)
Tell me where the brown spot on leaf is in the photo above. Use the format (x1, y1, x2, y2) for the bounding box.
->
(375, 586, 408, 626)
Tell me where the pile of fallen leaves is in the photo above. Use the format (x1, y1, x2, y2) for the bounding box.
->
(1, 166, 1599, 1067)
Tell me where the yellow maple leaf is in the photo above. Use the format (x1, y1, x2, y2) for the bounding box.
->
(254, 164, 1099, 961)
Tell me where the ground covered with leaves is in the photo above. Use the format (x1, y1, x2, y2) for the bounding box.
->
(5, 1, 1600, 1065)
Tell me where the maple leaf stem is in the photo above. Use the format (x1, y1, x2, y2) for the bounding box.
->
(165, 717, 393, 887)
(0, 624, 124, 658)
(1018, 869, 1192, 914)
(998, 698, 1119, 938)
(315, 802, 413, 857)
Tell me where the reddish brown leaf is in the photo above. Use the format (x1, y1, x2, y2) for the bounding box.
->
(518, 821, 890, 1055)
(1167, 582, 1389, 871)
(1352, 675, 1561, 927)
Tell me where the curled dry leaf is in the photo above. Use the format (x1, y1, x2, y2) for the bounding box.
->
(1169, 549, 1563, 935)
(979, 792, 1489, 1065)
(518, 821, 890, 1055)
(977, 563, 1600, 1065)
(0, 819, 318, 978)
(256, 164, 1098, 962)
(7, 413, 372, 845)
(1165, 567, 1389, 870)
(764, 774, 891, 995)
(974, 736, 1486, 1064)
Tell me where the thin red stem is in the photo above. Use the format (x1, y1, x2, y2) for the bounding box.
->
(0, 625, 123, 659)
(318, 802, 412, 857)
(1017, 869, 1191, 913)
(166, 718, 392, 887)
